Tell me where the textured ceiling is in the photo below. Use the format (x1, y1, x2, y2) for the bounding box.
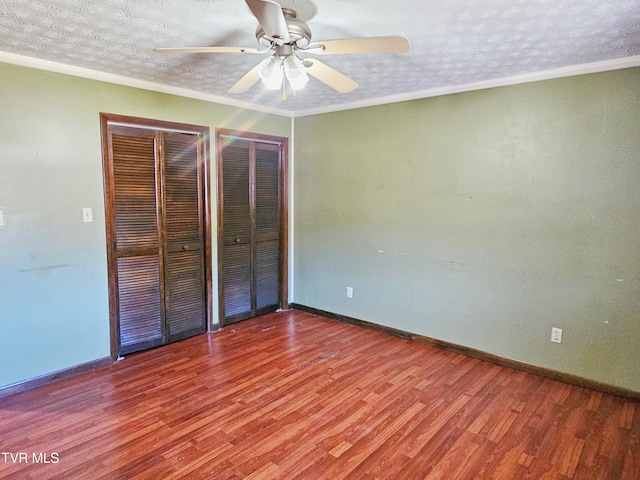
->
(1, 0, 639, 115)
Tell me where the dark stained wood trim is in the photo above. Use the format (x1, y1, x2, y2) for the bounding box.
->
(156, 131, 168, 345)
(290, 303, 640, 402)
(215, 128, 289, 326)
(278, 137, 289, 309)
(215, 131, 226, 327)
(0, 357, 113, 399)
(100, 113, 211, 134)
(201, 130, 214, 333)
(100, 113, 213, 354)
(100, 113, 121, 360)
(249, 141, 257, 313)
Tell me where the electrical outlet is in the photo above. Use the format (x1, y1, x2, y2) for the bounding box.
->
(346, 286, 353, 299)
(551, 327, 563, 344)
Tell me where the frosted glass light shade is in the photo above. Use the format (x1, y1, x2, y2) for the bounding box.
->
(283, 55, 309, 90)
(257, 55, 284, 90)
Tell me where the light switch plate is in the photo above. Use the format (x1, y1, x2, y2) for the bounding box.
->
(0, 210, 4, 227)
(82, 207, 93, 223)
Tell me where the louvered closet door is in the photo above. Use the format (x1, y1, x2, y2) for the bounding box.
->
(220, 139, 281, 324)
(221, 141, 252, 320)
(111, 128, 164, 354)
(254, 143, 281, 310)
(163, 133, 207, 342)
(105, 121, 209, 356)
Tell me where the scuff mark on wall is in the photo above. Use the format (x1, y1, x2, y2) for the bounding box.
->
(18, 264, 71, 273)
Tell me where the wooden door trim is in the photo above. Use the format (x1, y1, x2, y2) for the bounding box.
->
(156, 132, 168, 345)
(215, 128, 289, 327)
(100, 113, 213, 359)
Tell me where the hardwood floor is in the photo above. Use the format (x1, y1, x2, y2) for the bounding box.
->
(0, 310, 638, 479)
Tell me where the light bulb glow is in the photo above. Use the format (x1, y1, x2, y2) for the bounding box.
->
(283, 55, 309, 90)
(257, 55, 284, 90)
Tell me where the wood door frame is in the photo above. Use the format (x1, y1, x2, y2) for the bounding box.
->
(101, 113, 214, 359)
(215, 128, 289, 327)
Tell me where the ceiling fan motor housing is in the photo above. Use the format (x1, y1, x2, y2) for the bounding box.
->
(256, 8, 312, 49)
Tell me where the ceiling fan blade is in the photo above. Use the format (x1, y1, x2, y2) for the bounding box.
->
(154, 46, 260, 54)
(245, 0, 291, 45)
(308, 36, 410, 55)
(305, 59, 358, 93)
(228, 64, 262, 94)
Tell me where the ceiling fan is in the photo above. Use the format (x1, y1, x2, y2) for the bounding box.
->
(155, 0, 410, 95)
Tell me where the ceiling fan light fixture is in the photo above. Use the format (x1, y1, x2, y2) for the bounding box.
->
(157, 2, 410, 96)
(257, 55, 284, 89)
(283, 55, 309, 90)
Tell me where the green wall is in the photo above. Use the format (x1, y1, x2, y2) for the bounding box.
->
(293, 68, 640, 391)
(0, 62, 290, 389)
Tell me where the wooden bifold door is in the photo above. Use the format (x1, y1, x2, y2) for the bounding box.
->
(217, 130, 288, 326)
(101, 114, 211, 357)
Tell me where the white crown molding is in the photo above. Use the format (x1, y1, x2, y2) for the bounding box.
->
(291, 55, 640, 118)
(0, 51, 292, 118)
(2, 51, 639, 119)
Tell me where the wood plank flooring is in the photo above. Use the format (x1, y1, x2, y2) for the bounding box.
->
(0, 310, 638, 479)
